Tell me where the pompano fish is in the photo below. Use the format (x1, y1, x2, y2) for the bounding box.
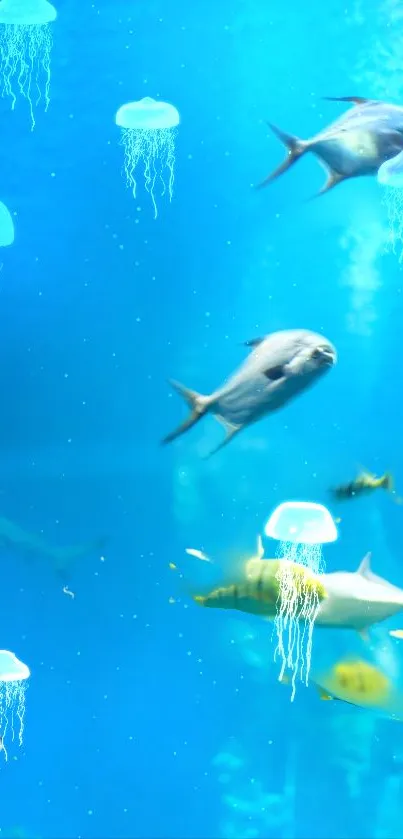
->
(315, 553, 403, 636)
(258, 95, 403, 197)
(162, 328, 336, 456)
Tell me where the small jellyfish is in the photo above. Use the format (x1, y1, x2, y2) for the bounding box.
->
(264, 501, 338, 700)
(115, 96, 180, 219)
(0, 650, 30, 760)
(0, 201, 14, 246)
(0, 0, 57, 130)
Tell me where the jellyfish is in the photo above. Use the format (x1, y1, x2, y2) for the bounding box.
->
(0, 0, 57, 130)
(264, 501, 338, 699)
(378, 152, 403, 189)
(115, 96, 180, 219)
(0, 650, 30, 760)
(377, 152, 403, 263)
(0, 201, 14, 246)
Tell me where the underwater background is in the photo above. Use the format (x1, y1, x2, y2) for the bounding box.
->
(1, 0, 403, 837)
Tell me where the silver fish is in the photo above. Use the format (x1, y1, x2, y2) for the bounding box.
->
(316, 553, 403, 636)
(162, 328, 336, 456)
(258, 95, 403, 197)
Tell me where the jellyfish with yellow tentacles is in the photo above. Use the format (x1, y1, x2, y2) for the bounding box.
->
(0, 650, 30, 761)
(115, 96, 180, 219)
(0, 0, 57, 130)
(264, 501, 338, 699)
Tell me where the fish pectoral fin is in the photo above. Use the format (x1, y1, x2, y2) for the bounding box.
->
(322, 96, 379, 106)
(256, 122, 308, 189)
(263, 364, 285, 381)
(317, 687, 334, 701)
(358, 628, 370, 642)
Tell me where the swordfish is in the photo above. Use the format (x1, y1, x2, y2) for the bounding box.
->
(257, 95, 403, 196)
(315, 553, 403, 637)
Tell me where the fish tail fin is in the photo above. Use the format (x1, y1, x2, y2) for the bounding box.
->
(383, 472, 394, 491)
(52, 536, 108, 579)
(162, 379, 210, 445)
(256, 122, 308, 189)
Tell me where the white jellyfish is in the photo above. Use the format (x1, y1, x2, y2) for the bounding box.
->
(0, 650, 30, 760)
(0, 201, 14, 246)
(378, 152, 403, 189)
(378, 152, 403, 264)
(0, 0, 57, 130)
(115, 96, 180, 219)
(264, 501, 338, 700)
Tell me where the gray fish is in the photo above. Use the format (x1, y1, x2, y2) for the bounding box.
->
(316, 553, 403, 636)
(0, 516, 107, 577)
(162, 328, 336, 456)
(258, 95, 403, 197)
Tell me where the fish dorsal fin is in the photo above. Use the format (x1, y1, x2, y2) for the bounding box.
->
(243, 337, 264, 348)
(323, 96, 379, 106)
(256, 534, 264, 560)
(357, 552, 372, 577)
(357, 554, 403, 594)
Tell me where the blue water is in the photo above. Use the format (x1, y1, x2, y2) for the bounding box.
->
(1, 0, 403, 837)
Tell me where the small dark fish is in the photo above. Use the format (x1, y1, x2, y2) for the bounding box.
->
(257, 95, 403, 197)
(162, 329, 337, 456)
(331, 470, 396, 501)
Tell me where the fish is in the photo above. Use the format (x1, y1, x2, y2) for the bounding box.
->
(281, 658, 392, 709)
(162, 329, 336, 456)
(185, 548, 213, 563)
(186, 543, 403, 640)
(186, 536, 327, 618)
(257, 96, 403, 197)
(331, 469, 401, 502)
(315, 553, 403, 637)
(0, 516, 107, 577)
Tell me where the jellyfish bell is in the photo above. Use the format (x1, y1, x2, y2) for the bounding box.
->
(0, 650, 30, 760)
(115, 97, 180, 131)
(115, 96, 180, 219)
(0, 650, 29, 681)
(0, 0, 57, 129)
(0, 0, 57, 24)
(264, 501, 338, 545)
(0, 202, 15, 247)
